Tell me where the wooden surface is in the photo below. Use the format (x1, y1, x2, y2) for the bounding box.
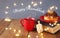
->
(0, 19, 60, 38)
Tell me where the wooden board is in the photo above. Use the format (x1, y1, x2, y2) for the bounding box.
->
(0, 19, 11, 35)
(0, 19, 28, 38)
(0, 19, 60, 38)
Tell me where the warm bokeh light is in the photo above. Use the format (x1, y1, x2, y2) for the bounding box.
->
(5, 27, 8, 30)
(54, 22, 57, 25)
(47, 27, 49, 30)
(47, 10, 53, 13)
(28, 5, 31, 9)
(44, 27, 49, 31)
(55, 21, 57, 23)
(31, 1, 34, 4)
(50, 6, 55, 10)
(9, 27, 12, 30)
(33, 3, 37, 7)
(50, 16, 53, 19)
(49, 6, 58, 10)
(15, 33, 20, 36)
(21, 3, 24, 6)
(6, 6, 9, 9)
(5, 11, 8, 14)
(39, 1, 42, 4)
(13, 3, 17, 6)
(38, 31, 40, 33)
(51, 24, 54, 26)
(41, 36, 44, 38)
(57, 24, 60, 26)
(4, 18, 11, 22)
(28, 34, 30, 38)
(18, 30, 21, 33)
(55, 6, 58, 10)
(13, 29, 16, 33)
(40, 33, 43, 36)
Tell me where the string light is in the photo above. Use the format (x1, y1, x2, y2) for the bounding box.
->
(54, 21, 57, 25)
(49, 23, 51, 25)
(39, 1, 42, 4)
(6, 6, 9, 9)
(28, 5, 31, 9)
(21, 3, 24, 6)
(5, 27, 8, 30)
(5, 11, 8, 14)
(31, 1, 34, 4)
(51, 24, 54, 26)
(55, 21, 57, 23)
(40, 33, 43, 36)
(15, 33, 20, 36)
(13, 29, 16, 33)
(18, 30, 21, 33)
(50, 6, 58, 10)
(9, 27, 12, 30)
(55, 6, 58, 10)
(44, 16, 49, 20)
(13, 3, 17, 6)
(33, 3, 38, 7)
(50, 6, 55, 10)
(57, 24, 60, 26)
(28, 34, 30, 38)
(44, 27, 49, 31)
(4, 18, 11, 22)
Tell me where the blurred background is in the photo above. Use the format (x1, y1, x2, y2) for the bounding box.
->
(0, 0, 60, 19)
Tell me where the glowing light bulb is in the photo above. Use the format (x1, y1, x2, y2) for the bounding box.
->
(31, 18, 35, 20)
(50, 6, 55, 10)
(21, 3, 24, 6)
(40, 33, 43, 36)
(44, 16, 49, 20)
(13, 29, 16, 33)
(38, 31, 40, 33)
(5, 27, 8, 30)
(44, 28, 47, 31)
(47, 27, 49, 30)
(57, 24, 60, 26)
(13, 3, 17, 6)
(4, 18, 11, 22)
(55, 21, 57, 23)
(18, 30, 21, 33)
(49, 23, 51, 25)
(41, 36, 44, 38)
(6, 6, 9, 9)
(28, 34, 30, 38)
(44, 27, 49, 31)
(54, 22, 57, 25)
(9, 27, 12, 30)
(15, 33, 20, 36)
(33, 3, 37, 7)
(55, 7, 58, 10)
(5, 11, 8, 14)
(50, 16, 53, 18)
(31, 1, 34, 4)
(28, 5, 31, 9)
(39, 1, 42, 4)
(51, 24, 54, 26)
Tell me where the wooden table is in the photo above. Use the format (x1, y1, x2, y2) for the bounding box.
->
(0, 19, 60, 38)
